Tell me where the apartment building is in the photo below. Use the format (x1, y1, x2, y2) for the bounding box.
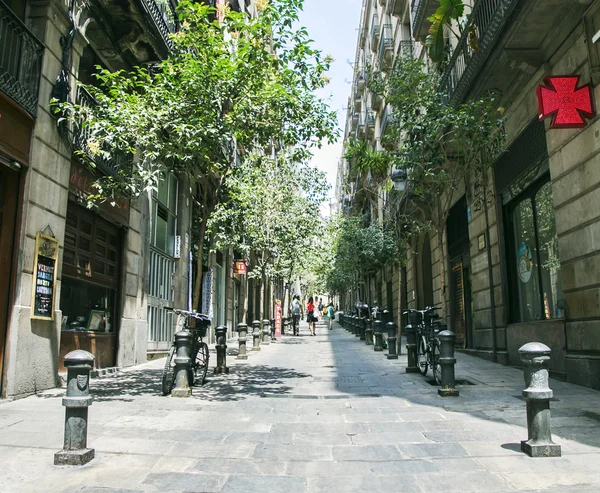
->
(338, 0, 600, 389)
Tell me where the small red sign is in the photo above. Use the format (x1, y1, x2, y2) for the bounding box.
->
(233, 260, 247, 275)
(275, 300, 282, 338)
(536, 75, 595, 129)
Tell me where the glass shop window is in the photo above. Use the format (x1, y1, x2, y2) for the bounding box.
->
(152, 171, 178, 256)
(60, 278, 116, 332)
(507, 178, 564, 322)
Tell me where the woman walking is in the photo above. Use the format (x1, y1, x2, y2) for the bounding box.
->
(326, 302, 335, 330)
(306, 296, 316, 336)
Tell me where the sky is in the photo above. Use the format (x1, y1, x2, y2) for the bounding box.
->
(297, 0, 364, 216)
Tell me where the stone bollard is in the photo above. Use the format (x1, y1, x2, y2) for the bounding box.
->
(172, 329, 193, 397)
(214, 325, 230, 374)
(271, 318, 276, 342)
(386, 322, 398, 360)
(252, 320, 261, 351)
(360, 318, 366, 340)
(405, 321, 419, 373)
(437, 330, 459, 396)
(365, 319, 373, 345)
(519, 343, 561, 457)
(373, 320, 383, 351)
(262, 319, 271, 345)
(236, 323, 248, 360)
(54, 350, 95, 466)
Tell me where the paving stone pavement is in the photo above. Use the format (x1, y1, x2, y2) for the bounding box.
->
(1, 320, 600, 492)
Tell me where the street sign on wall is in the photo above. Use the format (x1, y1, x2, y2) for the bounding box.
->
(233, 260, 247, 275)
(536, 75, 595, 129)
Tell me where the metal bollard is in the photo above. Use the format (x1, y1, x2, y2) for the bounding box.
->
(365, 319, 373, 345)
(236, 323, 248, 360)
(353, 315, 359, 336)
(373, 320, 383, 351)
(271, 317, 276, 342)
(262, 319, 271, 345)
(172, 329, 193, 397)
(54, 350, 95, 466)
(519, 343, 561, 457)
(386, 321, 398, 360)
(360, 318, 366, 340)
(252, 320, 261, 351)
(355, 317, 361, 337)
(214, 325, 230, 374)
(437, 330, 459, 396)
(405, 321, 419, 373)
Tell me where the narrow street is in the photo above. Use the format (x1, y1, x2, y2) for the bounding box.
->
(1, 320, 600, 493)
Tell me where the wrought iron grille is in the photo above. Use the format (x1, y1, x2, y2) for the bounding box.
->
(378, 24, 394, 70)
(0, 0, 44, 116)
(370, 13, 380, 50)
(73, 85, 130, 178)
(140, 0, 179, 50)
(439, 0, 520, 104)
(148, 248, 175, 349)
(410, 0, 425, 38)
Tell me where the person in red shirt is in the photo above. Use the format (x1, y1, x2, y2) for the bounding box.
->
(306, 296, 315, 336)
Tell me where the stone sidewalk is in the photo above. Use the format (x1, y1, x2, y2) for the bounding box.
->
(1, 320, 600, 493)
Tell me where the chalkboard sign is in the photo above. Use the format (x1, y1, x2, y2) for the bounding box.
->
(31, 233, 59, 320)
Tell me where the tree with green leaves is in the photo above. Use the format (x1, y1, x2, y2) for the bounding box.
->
(208, 150, 328, 324)
(55, 0, 338, 312)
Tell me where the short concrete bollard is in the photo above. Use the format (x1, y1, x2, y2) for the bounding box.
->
(252, 320, 261, 351)
(373, 320, 383, 352)
(386, 322, 398, 360)
(437, 330, 459, 397)
(262, 319, 271, 345)
(236, 323, 248, 360)
(360, 318, 366, 340)
(405, 321, 419, 373)
(271, 318, 276, 342)
(365, 319, 373, 346)
(172, 329, 193, 397)
(214, 325, 229, 374)
(55, 350, 95, 466)
(519, 342, 561, 457)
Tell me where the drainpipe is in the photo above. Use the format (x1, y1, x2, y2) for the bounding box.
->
(482, 168, 498, 363)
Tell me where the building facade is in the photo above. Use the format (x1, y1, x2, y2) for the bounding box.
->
(338, 0, 600, 389)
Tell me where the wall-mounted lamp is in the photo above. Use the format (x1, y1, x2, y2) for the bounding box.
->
(391, 168, 408, 192)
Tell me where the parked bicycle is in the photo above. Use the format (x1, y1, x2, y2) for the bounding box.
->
(404, 306, 443, 385)
(162, 308, 211, 396)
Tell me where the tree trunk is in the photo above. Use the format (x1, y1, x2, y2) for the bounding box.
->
(192, 193, 209, 313)
(259, 272, 265, 330)
(437, 227, 447, 321)
(242, 273, 248, 324)
(397, 263, 402, 355)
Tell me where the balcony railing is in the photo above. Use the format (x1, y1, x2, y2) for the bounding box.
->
(378, 24, 394, 70)
(439, 0, 519, 104)
(74, 86, 130, 178)
(0, 1, 44, 116)
(410, 0, 426, 38)
(141, 0, 179, 49)
(389, 0, 407, 17)
(370, 13, 380, 51)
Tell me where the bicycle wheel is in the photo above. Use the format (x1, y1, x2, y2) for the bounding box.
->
(194, 342, 210, 386)
(161, 345, 176, 395)
(432, 340, 442, 385)
(417, 335, 428, 376)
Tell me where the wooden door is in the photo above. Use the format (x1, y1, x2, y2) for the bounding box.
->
(0, 167, 20, 393)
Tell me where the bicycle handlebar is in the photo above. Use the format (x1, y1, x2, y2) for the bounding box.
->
(166, 308, 211, 321)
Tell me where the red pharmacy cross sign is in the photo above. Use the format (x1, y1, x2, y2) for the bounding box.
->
(536, 75, 595, 129)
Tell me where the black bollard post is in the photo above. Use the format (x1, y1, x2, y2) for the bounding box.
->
(271, 318, 276, 342)
(365, 319, 373, 345)
(519, 343, 561, 457)
(360, 318, 366, 340)
(386, 322, 398, 360)
(373, 320, 383, 351)
(252, 320, 261, 351)
(353, 315, 359, 336)
(214, 325, 230, 374)
(262, 319, 271, 345)
(54, 350, 95, 466)
(405, 318, 419, 373)
(172, 329, 193, 397)
(437, 330, 459, 396)
(355, 316, 361, 337)
(236, 323, 248, 360)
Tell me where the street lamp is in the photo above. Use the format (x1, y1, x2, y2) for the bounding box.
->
(391, 168, 408, 192)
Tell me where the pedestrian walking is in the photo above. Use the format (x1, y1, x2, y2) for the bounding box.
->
(318, 298, 324, 314)
(326, 302, 335, 330)
(290, 295, 302, 336)
(307, 297, 316, 336)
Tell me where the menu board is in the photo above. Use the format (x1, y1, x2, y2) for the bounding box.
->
(31, 233, 59, 320)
